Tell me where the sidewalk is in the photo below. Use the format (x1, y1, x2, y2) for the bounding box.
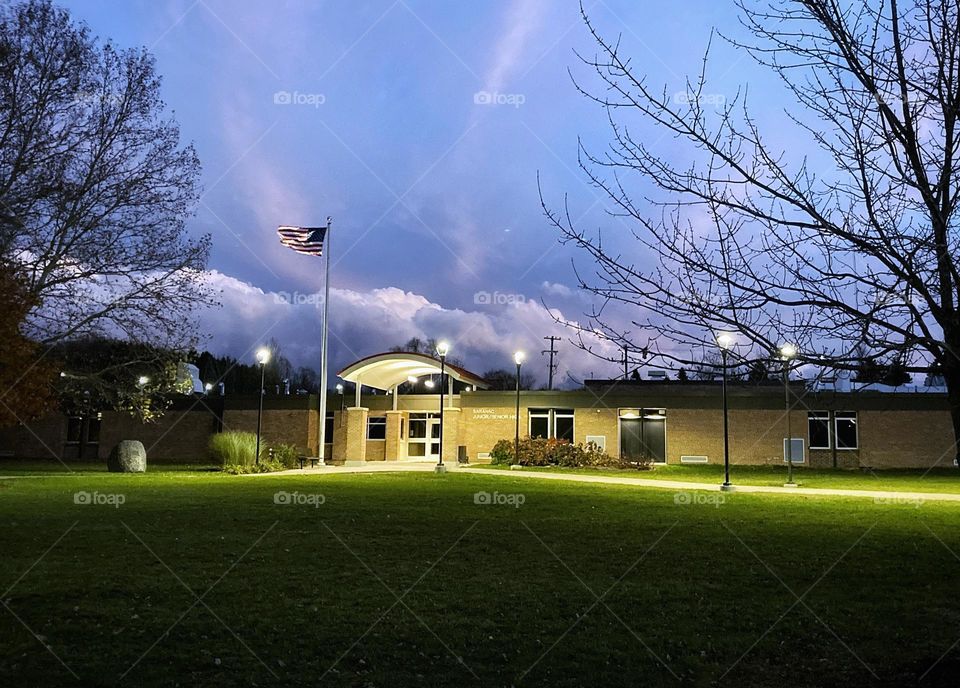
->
(263, 462, 960, 503)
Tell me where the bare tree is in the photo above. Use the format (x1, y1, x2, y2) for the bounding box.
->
(546, 1, 960, 461)
(0, 0, 210, 351)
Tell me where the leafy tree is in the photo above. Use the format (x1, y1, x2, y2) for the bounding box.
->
(482, 368, 536, 391)
(0, 265, 57, 426)
(54, 337, 191, 422)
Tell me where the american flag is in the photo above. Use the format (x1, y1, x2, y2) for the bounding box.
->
(277, 225, 327, 256)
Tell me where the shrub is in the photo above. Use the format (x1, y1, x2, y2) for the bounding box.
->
(222, 458, 284, 475)
(488, 435, 652, 470)
(490, 439, 514, 465)
(209, 431, 257, 468)
(270, 443, 300, 469)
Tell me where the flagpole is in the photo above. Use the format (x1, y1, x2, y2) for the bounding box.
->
(317, 217, 332, 463)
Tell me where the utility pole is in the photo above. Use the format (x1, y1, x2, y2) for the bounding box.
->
(542, 336, 560, 390)
(623, 344, 629, 379)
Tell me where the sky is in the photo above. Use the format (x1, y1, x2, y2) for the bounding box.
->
(59, 0, 786, 387)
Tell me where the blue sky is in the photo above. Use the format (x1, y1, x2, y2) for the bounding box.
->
(60, 0, 786, 384)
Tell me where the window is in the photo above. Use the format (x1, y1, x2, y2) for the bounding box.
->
(835, 411, 858, 449)
(529, 408, 575, 441)
(554, 409, 574, 442)
(529, 409, 550, 439)
(66, 417, 82, 444)
(808, 411, 830, 449)
(367, 416, 387, 440)
(324, 412, 334, 443)
(87, 415, 102, 444)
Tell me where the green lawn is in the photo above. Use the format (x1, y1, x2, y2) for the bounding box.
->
(2, 468, 960, 686)
(477, 462, 960, 493)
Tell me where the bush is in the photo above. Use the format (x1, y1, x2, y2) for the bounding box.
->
(490, 439, 514, 465)
(487, 436, 653, 470)
(209, 431, 257, 468)
(270, 443, 300, 469)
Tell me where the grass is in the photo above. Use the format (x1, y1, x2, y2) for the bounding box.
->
(1, 467, 960, 686)
(478, 462, 960, 493)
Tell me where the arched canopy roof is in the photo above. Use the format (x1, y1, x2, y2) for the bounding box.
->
(337, 352, 489, 391)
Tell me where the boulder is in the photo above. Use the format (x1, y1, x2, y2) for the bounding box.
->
(107, 440, 146, 473)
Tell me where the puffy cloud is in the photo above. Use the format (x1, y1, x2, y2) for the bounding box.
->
(541, 280, 573, 297)
(197, 270, 621, 386)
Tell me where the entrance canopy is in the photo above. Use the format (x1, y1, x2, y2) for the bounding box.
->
(337, 352, 489, 391)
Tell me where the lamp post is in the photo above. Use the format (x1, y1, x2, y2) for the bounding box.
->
(514, 351, 524, 463)
(780, 343, 798, 487)
(435, 341, 449, 473)
(717, 333, 734, 491)
(336, 383, 344, 427)
(255, 347, 270, 465)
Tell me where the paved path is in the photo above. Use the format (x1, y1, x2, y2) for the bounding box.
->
(259, 462, 960, 503)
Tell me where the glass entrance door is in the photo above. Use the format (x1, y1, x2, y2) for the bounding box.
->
(406, 413, 441, 460)
(619, 409, 666, 464)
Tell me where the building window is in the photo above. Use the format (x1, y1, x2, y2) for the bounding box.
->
(554, 409, 574, 442)
(529, 408, 574, 441)
(529, 409, 550, 439)
(87, 415, 102, 444)
(808, 411, 830, 449)
(66, 417, 82, 444)
(367, 416, 387, 440)
(835, 411, 858, 450)
(324, 412, 334, 443)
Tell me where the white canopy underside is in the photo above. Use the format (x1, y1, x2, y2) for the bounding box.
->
(338, 352, 488, 391)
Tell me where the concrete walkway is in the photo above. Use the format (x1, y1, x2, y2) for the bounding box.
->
(260, 462, 960, 503)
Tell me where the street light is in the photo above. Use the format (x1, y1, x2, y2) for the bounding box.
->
(717, 333, 735, 491)
(780, 343, 799, 487)
(435, 341, 450, 473)
(255, 346, 271, 465)
(137, 375, 149, 387)
(336, 383, 344, 427)
(514, 351, 525, 464)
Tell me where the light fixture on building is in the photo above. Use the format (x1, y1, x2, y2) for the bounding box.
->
(424, 379, 435, 389)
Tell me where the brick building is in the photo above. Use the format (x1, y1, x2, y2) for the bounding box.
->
(1, 352, 955, 469)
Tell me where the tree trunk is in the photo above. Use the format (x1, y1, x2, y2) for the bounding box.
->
(942, 363, 960, 468)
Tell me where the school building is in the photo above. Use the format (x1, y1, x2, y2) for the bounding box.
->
(1, 351, 956, 470)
